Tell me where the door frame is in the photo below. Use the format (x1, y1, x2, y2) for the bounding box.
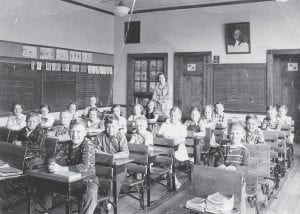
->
(173, 52, 212, 114)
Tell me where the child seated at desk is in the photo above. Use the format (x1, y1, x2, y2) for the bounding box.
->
(47, 111, 71, 142)
(111, 104, 127, 134)
(261, 105, 281, 130)
(67, 101, 80, 121)
(47, 120, 98, 214)
(213, 101, 228, 127)
(245, 114, 265, 145)
(128, 104, 147, 122)
(217, 122, 250, 172)
(83, 96, 99, 118)
(157, 106, 188, 189)
(145, 100, 159, 123)
(200, 105, 215, 131)
(184, 107, 206, 138)
(6, 103, 26, 131)
(277, 105, 292, 126)
(129, 117, 153, 146)
(86, 107, 104, 136)
(145, 100, 160, 134)
(15, 111, 45, 169)
(39, 104, 55, 129)
(94, 115, 129, 202)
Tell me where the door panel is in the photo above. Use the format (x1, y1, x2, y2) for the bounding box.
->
(281, 76, 300, 131)
(181, 76, 203, 118)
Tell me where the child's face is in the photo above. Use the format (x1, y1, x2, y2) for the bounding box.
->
(70, 124, 87, 146)
(229, 127, 244, 145)
(13, 105, 23, 116)
(105, 121, 119, 137)
(89, 110, 98, 121)
(191, 111, 200, 122)
(246, 119, 257, 132)
(69, 104, 76, 113)
(267, 109, 277, 120)
(41, 107, 49, 116)
(60, 112, 71, 127)
(27, 117, 39, 130)
(148, 101, 155, 110)
(113, 107, 121, 116)
(170, 110, 180, 123)
(278, 108, 287, 117)
(204, 107, 212, 119)
(90, 97, 97, 106)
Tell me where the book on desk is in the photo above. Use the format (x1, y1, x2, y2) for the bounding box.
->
(0, 159, 23, 177)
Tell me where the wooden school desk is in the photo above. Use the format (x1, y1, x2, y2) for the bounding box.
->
(96, 154, 134, 214)
(146, 148, 164, 207)
(112, 157, 134, 214)
(0, 142, 26, 212)
(26, 168, 91, 214)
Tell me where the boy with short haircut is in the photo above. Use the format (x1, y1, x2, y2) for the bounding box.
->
(16, 111, 45, 169)
(217, 122, 250, 172)
(129, 117, 153, 146)
(47, 111, 71, 142)
(94, 115, 129, 207)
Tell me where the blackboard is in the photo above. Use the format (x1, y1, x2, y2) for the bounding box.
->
(0, 60, 113, 116)
(213, 64, 266, 113)
(0, 61, 42, 115)
(43, 72, 77, 112)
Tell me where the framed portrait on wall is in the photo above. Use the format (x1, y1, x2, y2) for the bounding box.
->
(225, 22, 251, 54)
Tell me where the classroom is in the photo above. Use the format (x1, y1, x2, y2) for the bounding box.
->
(0, 0, 299, 213)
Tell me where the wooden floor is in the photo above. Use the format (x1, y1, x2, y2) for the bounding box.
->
(8, 141, 300, 214)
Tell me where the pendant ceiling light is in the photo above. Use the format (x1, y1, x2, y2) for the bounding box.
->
(114, 0, 130, 17)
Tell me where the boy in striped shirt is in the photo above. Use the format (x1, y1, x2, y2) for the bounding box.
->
(217, 122, 250, 172)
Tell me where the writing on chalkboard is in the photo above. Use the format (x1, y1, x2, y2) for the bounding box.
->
(213, 64, 266, 113)
(0, 61, 113, 116)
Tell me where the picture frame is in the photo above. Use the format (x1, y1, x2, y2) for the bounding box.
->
(225, 22, 251, 54)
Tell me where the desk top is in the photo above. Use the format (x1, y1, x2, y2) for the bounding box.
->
(0, 173, 23, 181)
(113, 158, 134, 166)
(26, 168, 89, 183)
(148, 149, 164, 157)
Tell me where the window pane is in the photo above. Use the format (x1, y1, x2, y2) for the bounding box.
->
(157, 60, 163, 71)
(140, 82, 147, 92)
(135, 72, 141, 81)
(150, 60, 156, 71)
(141, 61, 147, 71)
(134, 82, 140, 92)
(135, 61, 141, 70)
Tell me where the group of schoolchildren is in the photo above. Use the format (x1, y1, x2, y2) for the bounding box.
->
(1, 96, 293, 214)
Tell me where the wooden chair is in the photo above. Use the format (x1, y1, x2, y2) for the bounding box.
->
(0, 142, 27, 212)
(263, 131, 281, 189)
(0, 142, 27, 170)
(125, 143, 149, 209)
(151, 137, 175, 192)
(244, 144, 271, 209)
(280, 124, 294, 167)
(95, 153, 113, 213)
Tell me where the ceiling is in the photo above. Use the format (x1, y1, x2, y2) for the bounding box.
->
(61, 0, 275, 14)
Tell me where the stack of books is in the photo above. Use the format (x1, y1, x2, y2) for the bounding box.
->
(185, 192, 234, 214)
(206, 192, 234, 214)
(185, 197, 206, 212)
(0, 160, 23, 177)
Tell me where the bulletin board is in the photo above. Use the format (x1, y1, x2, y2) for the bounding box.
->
(0, 40, 113, 116)
(213, 64, 267, 113)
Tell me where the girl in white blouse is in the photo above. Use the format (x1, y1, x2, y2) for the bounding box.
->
(157, 106, 188, 189)
(6, 103, 26, 131)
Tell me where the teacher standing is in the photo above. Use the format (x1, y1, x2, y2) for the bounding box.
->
(152, 73, 171, 118)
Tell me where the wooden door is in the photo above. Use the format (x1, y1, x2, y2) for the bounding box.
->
(174, 52, 212, 119)
(281, 74, 300, 126)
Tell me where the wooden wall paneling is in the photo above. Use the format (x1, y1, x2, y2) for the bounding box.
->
(266, 50, 274, 106)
